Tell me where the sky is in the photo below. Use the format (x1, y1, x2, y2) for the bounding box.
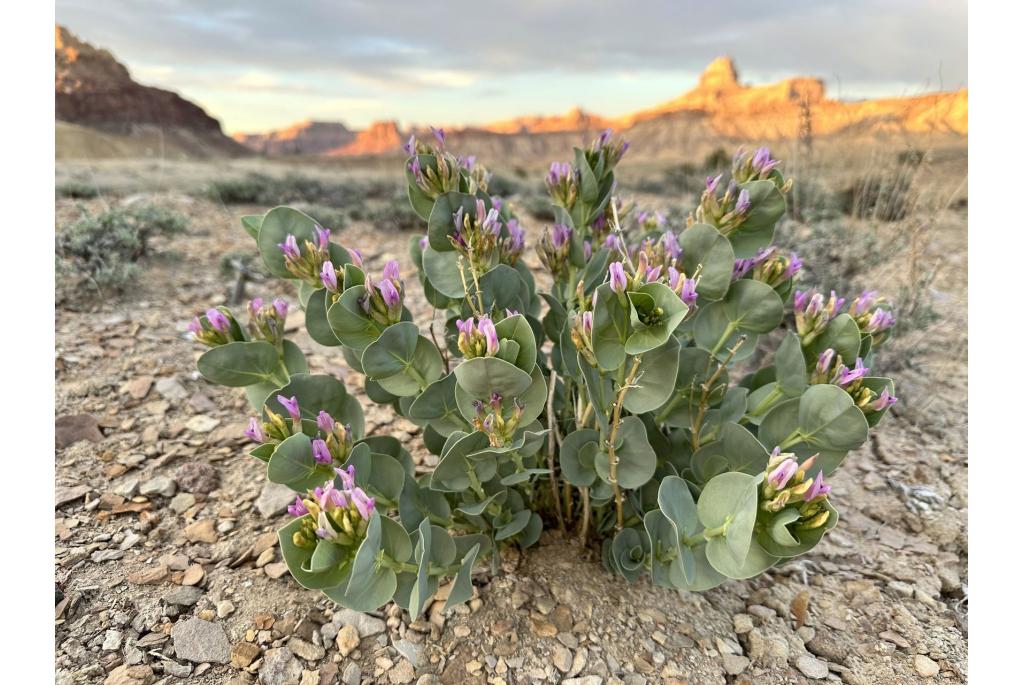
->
(56, 0, 967, 135)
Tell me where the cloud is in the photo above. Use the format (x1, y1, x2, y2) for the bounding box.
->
(55, 0, 966, 129)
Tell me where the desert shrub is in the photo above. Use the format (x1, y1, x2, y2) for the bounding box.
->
(702, 147, 731, 171)
(188, 132, 898, 617)
(363, 192, 423, 231)
(519, 193, 558, 220)
(57, 203, 188, 294)
(291, 204, 349, 232)
(486, 173, 524, 198)
(838, 168, 917, 222)
(57, 180, 101, 199)
(207, 173, 367, 208)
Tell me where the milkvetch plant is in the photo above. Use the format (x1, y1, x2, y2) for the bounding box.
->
(189, 130, 898, 615)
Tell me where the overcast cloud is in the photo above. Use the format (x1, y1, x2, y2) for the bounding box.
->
(56, 0, 967, 133)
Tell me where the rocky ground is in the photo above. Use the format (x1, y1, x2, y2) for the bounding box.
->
(55, 184, 967, 685)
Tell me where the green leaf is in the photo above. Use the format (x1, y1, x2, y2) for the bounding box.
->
(559, 429, 601, 487)
(759, 384, 870, 473)
(267, 432, 334, 491)
(697, 472, 762, 566)
(257, 206, 328, 278)
(756, 500, 839, 558)
(197, 341, 285, 387)
(478, 264, 530, 314)
(309, 540, 346, 574)
(775, 332, 808, 396)
(729, 180, 786, 258)
(264, 374, 363, 438)
(594, 416, 657, 489)
(409, 374, 470, 437)
(427, 192, 480, 252)
(592, 283, 631, 371)
(277, 517, 350, 590)
(705, 536, 778, 580)
(494, 314, 538, 372)
(807, 314, 862, 368)
(305, 289, 342, 347)
(361, 322, 442, 396)
(327, 286, 382, 352)
(679, 223, 735, 301)
(454, 356, 533, 398)
(623, 337, 680, 414)
(624, 283, 688, 355)
(693, 279, 784, 358)
(691, 423, 770, 483)
(443, 543, 481, 611)
(421, 245, 467, 298)
(241, 214, 263, 240)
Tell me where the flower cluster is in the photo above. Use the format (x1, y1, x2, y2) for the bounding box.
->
(471, 393, 526, 448)
(451, 199, 503, 270)
(406, 129, 463, 199)
(793, 289, 846, 345)
(289, 465, 376, 550)
(761, 450, 832, 529)
(360, 261, 405, 326)
(536, 224, 573, 279)
(500, 219, 526, 265)
(246, 298, 289, 346)
(636, 210, 666, 232)
(848, 290, 896, 341)
(546, 162, 578, 210)
(733, 246, 802, 288)
(278, 226, 331, 287)
(695, 174, 752, 235)
(455, 315, 499, 359)
(188, 307, 242, 347)
(731, 147, 782, 184)
(811, 349, 899, 412)
(586, 128, 630, 169)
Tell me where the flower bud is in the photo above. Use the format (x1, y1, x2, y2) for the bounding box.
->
(244, 417, 264, 443)
(609, 262, 627, 293)
(277, 395, 301, 422)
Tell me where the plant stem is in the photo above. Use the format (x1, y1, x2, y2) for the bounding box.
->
(607, 355, 644, 531)
(691, 335, 747, 451)
(546, 370, 566, 531)
(579, 486, 590, 543)
(609, 196, 637, 273)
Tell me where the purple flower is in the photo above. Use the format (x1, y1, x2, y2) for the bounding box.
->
(816, 348, 835, 375)
(273, 298, 289, 320)
(784, 252, 803, 279)
(351, 487, 376, 520)
(382, 260, 400, 281)
(482, 208, 502, 237)
(287, 496, 308, 517)
(409, 156, 423, 182)
(706, 174, 722, 193)
(335, 464, 356, 490)
(452, 206, 465, 233)
(733, 258, 754, 281)
(583, 240, 593, 261)
(431, 126, 446, 147)
(312, 438, 333, 465)
(603, 233, 618, 249)
(244, 417, 264, 443)
(680, 278, 698, 307)
(206, 308, 230, 334)
(320, 261, 338, 291)
(248, 298, 264, 318)
(418, 235, 429, 250)
(547, 161, 571, 185)
(804, 471, 832, 501)
(645, 265, 662, 283)
(609, 262, 627, 293)
(349, 247, 363, 268)
(188, 317, 202, 335)
(277, 395, 301, 421)
(317, 410, 335, 434)
(582, 311, 593, 335)
(662, 232, 681, 261)
(313, 225, 330, 250)
(734, 188, 751, 214)
(597, 128, 612, 147)
(460, 155, 476, 170)
(278, 234, 301, 260)
(478, 316, 499, 356)
(793, 290, 810, 310)
(489, 391, 503, 412)
(507, 220, 525, 252)
(379, 279, 401, 309)
(850, 290, 879, 317)
(492, 197, 504, 211)
(834, 358, 869, 386)
(455, 318, 475, 338)
(551, 224, 571, 248)
(402, 135, 416, 155)
(866, 308, 896, 334)
(872, 388, 898, 411)
(768, 458, 798, 489)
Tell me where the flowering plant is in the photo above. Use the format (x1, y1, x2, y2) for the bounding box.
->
(190, 131, 897, 614)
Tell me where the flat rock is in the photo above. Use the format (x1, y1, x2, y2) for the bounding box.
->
(184, 518, 219, 543)
(287, 636, 325, 662)
(915, 654, 940, 678)
(256, 482, 297, 518)
(185, 415, 220, 433)
(162, 585, 203, 607)
(169, 492, 196, 514)
(336, 624, 360, 657)
(795, 654, 829, 679)
(103, 664, 155, 685)
(155, 377, 188, 401)
(56, 414, 103, 448)
(128, 565, 169, 585)
(174, 462, 220, 494)
(333, 609, 386, 638)
(260, 647, 303, 685)
(55, 484, 91, 508)
(723, 654, 750, 675)
(389, 660, 415, 684)
(341, 663, 361, 685)
(231, 641, 261, 668)
(140, 475, 176, 498)
(125, 375, 154, 400)
(182, 564, 205, 586)
(393, 638, 421, 668)
(171, 617, 230, 664)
